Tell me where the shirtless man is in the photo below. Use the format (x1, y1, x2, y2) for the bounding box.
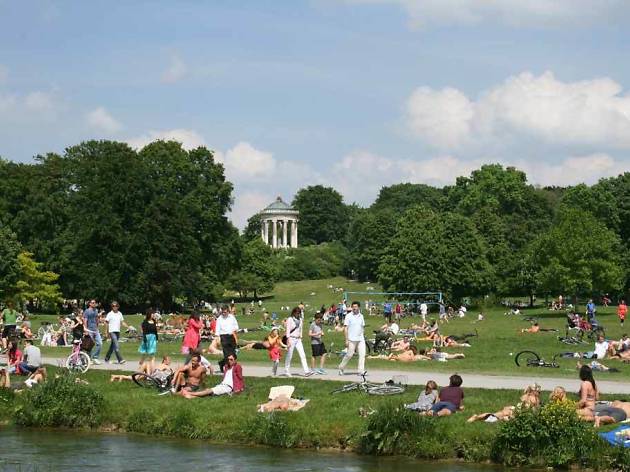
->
(390, 336, 410, 352)
(171, 354, 206, 395)
(521, 322, 540, 334)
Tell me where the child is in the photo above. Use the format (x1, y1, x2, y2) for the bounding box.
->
(428, 374, 464, 416)
(267, 328, 286, 376)
(405, 380, 438, 412)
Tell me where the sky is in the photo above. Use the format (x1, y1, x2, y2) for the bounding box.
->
(2, 0, 630, 228)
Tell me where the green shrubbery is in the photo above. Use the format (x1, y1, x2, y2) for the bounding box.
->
(491, 401, 603, 468)
(13, 374, 105, 428)
(276, 242, 348, 281)
(243, 412, 299, 448)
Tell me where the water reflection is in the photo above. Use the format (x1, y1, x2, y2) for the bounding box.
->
(0, 429, 499, 472)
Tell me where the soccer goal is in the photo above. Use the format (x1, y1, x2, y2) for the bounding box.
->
(342, 290, 444, 316)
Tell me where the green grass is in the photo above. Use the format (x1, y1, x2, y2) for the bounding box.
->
(26, 276, 630, 380)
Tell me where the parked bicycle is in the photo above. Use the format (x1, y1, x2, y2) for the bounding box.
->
(514, 350, 560, 368)
(331, 373, 406, 395)
(132, 370, 174, 392)
(65, 338, 91, 373)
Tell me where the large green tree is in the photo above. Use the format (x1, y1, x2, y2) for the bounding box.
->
(378, 206, 492, 300)
(371, 183, 445, 214)
(292, 185, 348, 245)
(531, 208, 625, 300)
(346, 209, 396, 281)
(228, 238, 276, 298)
(0, 225, 22, 299)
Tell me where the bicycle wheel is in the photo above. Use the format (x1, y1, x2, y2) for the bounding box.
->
(367, 385, 406, 396)
(514, 350, 540, 367)
(132, 372, 160, 389)
(65, 351, 91, 373)
(331, 383, 360, 394)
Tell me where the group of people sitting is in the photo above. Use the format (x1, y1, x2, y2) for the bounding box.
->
(404, 365, 629, 428)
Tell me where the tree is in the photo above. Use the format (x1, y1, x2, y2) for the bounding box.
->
(371, 183, 445, 214)
(13, 251, 62, 310)
(346, 209, 397, 281)
(228, 239, 276, 298)
(378, 206, 492, 300)
(242, 212, 262, 242)
(0, 225, 22, 299)
(292, 185, 348, 245)
(531, 208, 625, 301)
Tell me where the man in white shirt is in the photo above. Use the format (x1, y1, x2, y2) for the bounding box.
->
(284, 307, 313, 377)
(104, 301, 128, 364)
(338, 301, 366, 376)
(216, 305, 239, 371)
(420, 303, 428, 321)
(594, 335, 610, 359)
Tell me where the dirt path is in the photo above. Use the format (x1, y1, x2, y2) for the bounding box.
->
(41, 356, 630, 394)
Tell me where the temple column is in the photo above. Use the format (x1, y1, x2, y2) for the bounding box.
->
(291, 220, 298, 248)
(282, 219, 288, 248)
(272, 219, 278, 248)
(261, 220, 266, 243)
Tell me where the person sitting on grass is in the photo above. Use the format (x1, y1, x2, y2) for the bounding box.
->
(203, 336, 223, 356)
(170, 354, 206, 395)
(6, 339, 22, 374)
(426, 374, 464, 417)
(390, 336, 411, 352)
(183, 353, 244, 399)
(404, 380, 438, 412)
(467, 384, 541, 422)
(0, 366, 47, 390)
(549, 386, 567, 403)
(576, 364, 598, 421)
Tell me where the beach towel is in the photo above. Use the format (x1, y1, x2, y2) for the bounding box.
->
(599, 425, 630, 447)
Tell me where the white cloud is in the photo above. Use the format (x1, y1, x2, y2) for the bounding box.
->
(161, 53, 188, 84)
(230, 190, 275, 230)
(222, 142, 277, 180)
(24, 91, 54, 112)
(406, 71, 630, 150)
(126, 128, 206, 150)
(347, 0, 627, 29)
(0, 90, 59, 122)
(86, 107, 122, 134)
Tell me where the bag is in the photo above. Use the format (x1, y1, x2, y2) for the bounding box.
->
(81, 334, 95, 352)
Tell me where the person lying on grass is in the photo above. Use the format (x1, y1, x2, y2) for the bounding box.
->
(0, 366, 46, 390)
(183, 353, 244, 399)
(424, 374, 464, 417)
(467, 383, 541, 422)
(110, 356, 172, 382)
(404, 380, 438, 412)
(368, 345, 427, 362)
(171, 354, 206, 395)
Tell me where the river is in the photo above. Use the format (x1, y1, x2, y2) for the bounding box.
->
(0, 429, 501, 471)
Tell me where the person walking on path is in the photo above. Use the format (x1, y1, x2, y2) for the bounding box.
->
(104, 301, 128, 364)
(84, 299, 103, 364)
(1, 301, 19, 350)
(618, 300, 627, 327)
(338, 301, 366, 376)
(216, 304, 239, 371)
(284, 307, 313, 377)
(181, 313, 203, 359)
(139, 309, 159, 373)
(309, 313, 327, 374)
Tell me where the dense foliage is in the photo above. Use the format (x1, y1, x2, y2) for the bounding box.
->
(0, 140, 239, 308)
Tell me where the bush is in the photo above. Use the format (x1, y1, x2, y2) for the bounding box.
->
(14, 374, 105, 428)
(491, 401, 602, 468)
(244, 412, 298, 448)
(275, 243, 348, 281)
(359, 403, 446, 457)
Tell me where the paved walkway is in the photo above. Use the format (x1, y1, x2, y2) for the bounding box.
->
(41, 356, 630, 394)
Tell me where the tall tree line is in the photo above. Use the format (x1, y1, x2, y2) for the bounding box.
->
(0, 140, 240, 309)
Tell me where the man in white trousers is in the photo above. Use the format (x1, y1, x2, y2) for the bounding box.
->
(338, 301, 366, 376)
(284, 307, 313, 377)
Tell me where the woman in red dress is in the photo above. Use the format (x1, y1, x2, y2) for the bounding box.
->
(181, 313, 203, 357)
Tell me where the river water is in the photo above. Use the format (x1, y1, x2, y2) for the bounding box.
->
(0, 429, 500, 471)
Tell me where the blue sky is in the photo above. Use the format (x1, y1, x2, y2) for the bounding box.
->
(2, 0, 630, 227)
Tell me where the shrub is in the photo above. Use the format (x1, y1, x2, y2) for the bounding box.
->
(14, 374, 105, 428)
(244, 412, 298, 448)
(491, 401, 602, 468)
(359, 403, 445, 456)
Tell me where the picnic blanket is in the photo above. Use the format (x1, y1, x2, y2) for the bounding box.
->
(599, 425, 630, 447)
(258, 385, 309, 413)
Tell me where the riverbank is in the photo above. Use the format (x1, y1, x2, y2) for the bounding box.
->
(1, 369, 629, 470)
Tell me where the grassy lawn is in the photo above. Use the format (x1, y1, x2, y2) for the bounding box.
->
(27, 276, 630, 380)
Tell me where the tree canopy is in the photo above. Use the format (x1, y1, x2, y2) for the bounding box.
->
(292, 185, 348, 245)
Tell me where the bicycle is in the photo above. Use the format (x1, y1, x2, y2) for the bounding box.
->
(331, 373, 406, 395)
(514, 350, 560, 368)
(132, 370, 174, 392)
(65, 339, 91, 373)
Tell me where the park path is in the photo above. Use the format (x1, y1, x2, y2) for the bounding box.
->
(41, 356, 630, 394)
